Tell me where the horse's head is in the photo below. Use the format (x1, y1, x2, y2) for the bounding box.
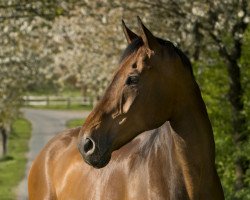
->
(78, 17, 194, 168)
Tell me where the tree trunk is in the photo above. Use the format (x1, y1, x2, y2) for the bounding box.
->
(226, 59, 247, 191)
(192, 21, 203, 61)
(1, 127, 8, 156)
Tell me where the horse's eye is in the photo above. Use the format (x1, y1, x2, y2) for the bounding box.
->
(126, 75, 139, 85)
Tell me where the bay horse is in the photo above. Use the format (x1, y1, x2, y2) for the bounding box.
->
(28, 17, 224, 199)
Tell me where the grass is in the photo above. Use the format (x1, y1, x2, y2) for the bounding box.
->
(66, 118, 85, 128)
(0, 118, 31, 200)
(24, 104, 93, 111)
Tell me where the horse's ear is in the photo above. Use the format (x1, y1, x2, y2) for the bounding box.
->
(137, 16, 160, 51)
(122, 19, 139, 44)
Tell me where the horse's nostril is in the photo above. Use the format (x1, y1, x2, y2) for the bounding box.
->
(83, 138, 95, 155)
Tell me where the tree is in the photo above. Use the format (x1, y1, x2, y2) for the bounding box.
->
(0, 0, 70, 155)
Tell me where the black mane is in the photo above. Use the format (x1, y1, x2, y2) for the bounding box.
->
(120, 37, 194, 77)
(120, 38, 143, 62)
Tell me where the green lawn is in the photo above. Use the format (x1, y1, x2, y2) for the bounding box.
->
(66, 118, 85, 128)
(0, 118, 31, 200)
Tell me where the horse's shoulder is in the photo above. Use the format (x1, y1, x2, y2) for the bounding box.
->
(30, 126, 81, 175)
(41, 127, 81, 160)
(47, 126, 81, 147)
(28, 127, 82, 199)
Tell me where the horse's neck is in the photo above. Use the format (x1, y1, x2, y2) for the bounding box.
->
(170, 82, 215, 162)
(167, 83, 216, 198)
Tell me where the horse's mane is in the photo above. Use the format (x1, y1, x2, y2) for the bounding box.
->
(120, 37, 194, 77)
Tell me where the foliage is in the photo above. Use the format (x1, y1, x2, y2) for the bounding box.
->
(238, 26, 250, 199)
(0, 0, 63, 155)
(0, 118, 31, 200)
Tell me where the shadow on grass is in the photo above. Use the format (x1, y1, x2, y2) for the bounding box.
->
(0, 155, 14, 162)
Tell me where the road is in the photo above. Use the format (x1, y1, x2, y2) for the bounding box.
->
(16, 108, 89, 200)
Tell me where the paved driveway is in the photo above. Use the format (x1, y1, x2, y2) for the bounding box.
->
(16, 108, 89, 200)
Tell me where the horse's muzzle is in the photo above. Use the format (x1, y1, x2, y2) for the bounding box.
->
(78, 137, 111, 169)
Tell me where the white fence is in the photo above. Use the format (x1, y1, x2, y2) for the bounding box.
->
(22, 96, 93, 107)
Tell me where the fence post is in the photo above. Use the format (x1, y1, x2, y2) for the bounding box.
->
(26, 96, 29, 106)
(46, 96, 49, 106)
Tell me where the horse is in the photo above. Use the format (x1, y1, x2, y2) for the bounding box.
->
(28, 17, 224, 200)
